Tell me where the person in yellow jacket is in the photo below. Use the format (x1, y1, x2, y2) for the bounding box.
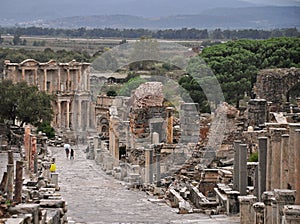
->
(50, 158, 56, 175)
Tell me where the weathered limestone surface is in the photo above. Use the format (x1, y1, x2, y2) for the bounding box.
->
(238, 195, 257, 224)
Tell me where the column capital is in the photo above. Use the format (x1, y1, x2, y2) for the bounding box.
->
(262, 191, 275, 205)
(253, 202, 265, 213)
(238, 195, 257, 204)
(274, 189, 296, 204)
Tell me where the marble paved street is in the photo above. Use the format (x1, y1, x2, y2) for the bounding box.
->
(51, 146, 240, 223)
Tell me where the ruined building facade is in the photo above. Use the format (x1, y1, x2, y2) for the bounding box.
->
(3, 59, 95, 137)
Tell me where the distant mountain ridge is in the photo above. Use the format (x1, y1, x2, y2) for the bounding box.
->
(17, 6, 300, 30)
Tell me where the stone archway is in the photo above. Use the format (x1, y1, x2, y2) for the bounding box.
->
(254, 68, 300, 104)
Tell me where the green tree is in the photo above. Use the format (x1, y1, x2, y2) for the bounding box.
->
(118, 76, 146, 96)
(0, 80, 53, 126)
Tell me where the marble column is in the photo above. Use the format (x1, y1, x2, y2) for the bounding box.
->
(294, 129, 300, 204)
(22, 68, 25, 80)
(258, 137, 268, 201)
(34, 69, 38, 86)
(269, 128, 286, 190)
(288, 123, 300, 190)
(274, 189, 296, 224)
(238, 195, 257, 224)
(280, 134, 289, 189)
(233, 140, 241, 191)
(239, 144, 247, 196)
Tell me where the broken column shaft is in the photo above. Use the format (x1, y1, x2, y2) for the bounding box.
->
(233, 140, 241, 191)
(239, 144, 247, 196)
(14, 161, 23, 204)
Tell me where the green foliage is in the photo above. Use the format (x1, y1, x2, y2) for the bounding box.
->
(37, 121, 55, 139)
(1, 27, 299, 40)
(118, 76, 146, 96)
(0, 80, 53, 126)
(107, 89, 117, 97)
(179, 37, 300, 110)
(249, 151, 258, 162)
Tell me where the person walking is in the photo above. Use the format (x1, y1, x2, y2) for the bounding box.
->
(64, 143, 70, 159)
(70, 148, 75, 160)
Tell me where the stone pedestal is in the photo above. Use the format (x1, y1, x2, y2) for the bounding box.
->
(239, 144, 248, 196)
(258, 137, 268, 201)
(274, 189, 296, 224)
(253, 202, 265, 224)
(50, 173, 59, 190)
(226, 191, 240, 215)
(248, 99, 267, 127)
(238, 195, 257, 224)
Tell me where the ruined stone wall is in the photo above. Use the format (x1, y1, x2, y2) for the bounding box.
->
(254, 68, 300, 104)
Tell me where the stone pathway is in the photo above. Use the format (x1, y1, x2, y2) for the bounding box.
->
(49, 146, 240, 223)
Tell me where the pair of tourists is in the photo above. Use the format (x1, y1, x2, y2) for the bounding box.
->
(64, 143, 75, 159)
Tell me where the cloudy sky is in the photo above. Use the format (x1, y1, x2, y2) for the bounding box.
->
(243, 0, 300, 5)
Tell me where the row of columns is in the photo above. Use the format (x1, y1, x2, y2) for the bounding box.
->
(239, 189, 297, 224)
(257, 124, 300, 204)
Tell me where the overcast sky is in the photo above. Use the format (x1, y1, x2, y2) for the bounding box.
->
(243, 0, 300, 5)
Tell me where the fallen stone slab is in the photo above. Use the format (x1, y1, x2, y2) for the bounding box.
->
(8, 204, 39, 224)
(39, 199, 66, 209)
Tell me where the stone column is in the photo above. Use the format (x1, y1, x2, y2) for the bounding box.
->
(258, 137, 267, 201)
(22, 68, 25, 80)
(156, 147, 161, 187)
(282, 205, 300, 224)
(226, 191, 240, 215)
(269, 128, 286, 190)
(152, 132, 159, 145)
(67, 69, 70, 91)
(57, 101, 61, 129)
(271, 199, 278, 224)
(66, 100, 70, 130)
(166, 107, 173, 144)
(274, 189, 296, 224)
(86, 101, 90, 129)
(294, 129, 300, 205)
(24, 127, 31, 163)
(14, 161, 23, 204)
(280, 134, 289, 189)
(34, 69, 38, 85)
(288, 123, 300, 190)
(238, 195, 257, 224)
(6, 164, 14, 202)
(253, 202, 265, 224)
(77, 99, 82, 130)
(8, 150, 14, 165)
(43, 69, 47, 91)
(233, 140, 241, 191)
(145, 148, 154, 184)
(239, 144, 247, 196)
(58, 68, 61, 91)
(262, 191, 274, 224)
